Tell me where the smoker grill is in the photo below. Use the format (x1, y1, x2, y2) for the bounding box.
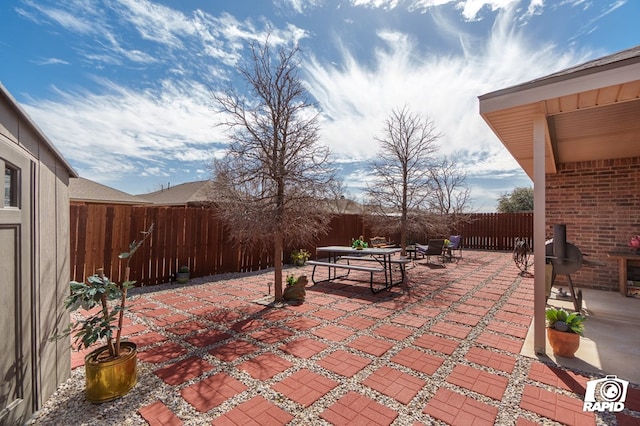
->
(545, 224, 586, 312)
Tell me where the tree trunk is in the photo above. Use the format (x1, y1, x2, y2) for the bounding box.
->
(400, 206, 408, 256)
(97, 268, 115, 357)
(274, 234, 284, 302)
(401, 167, 408, 256)
(114, 266, 130, 357)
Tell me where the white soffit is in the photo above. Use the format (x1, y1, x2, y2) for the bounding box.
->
(479, 58, 640, 179)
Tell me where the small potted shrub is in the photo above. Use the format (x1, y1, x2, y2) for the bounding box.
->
(176, 265, 190, 284)
(286, 274, 297, 287)
(290, 249, 310, 266)
(61, 223, 154, 402)
(545, 307, 586, 358)
(351, 235, 368, 250)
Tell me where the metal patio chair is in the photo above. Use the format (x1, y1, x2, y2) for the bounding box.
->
(415, 239, 446, 264)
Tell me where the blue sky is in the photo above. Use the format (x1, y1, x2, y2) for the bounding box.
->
(1, 0, 638, 211)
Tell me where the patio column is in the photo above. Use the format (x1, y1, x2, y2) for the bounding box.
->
(533, 114, 546, 354)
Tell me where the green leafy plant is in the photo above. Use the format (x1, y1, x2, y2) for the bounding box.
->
(545, 307, 585, 335)
(61, 224, 154, 358)
(290, 249, 310, 264)
(179, 265, 189, 273)
(286, 274, 297, 287)
(351, 235, 368, 249)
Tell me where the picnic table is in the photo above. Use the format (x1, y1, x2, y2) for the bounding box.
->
(307, 246, 409, 293)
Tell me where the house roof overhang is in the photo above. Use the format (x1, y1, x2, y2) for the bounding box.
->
(478, 45, 640, 179)
(479, 45, 640, 355)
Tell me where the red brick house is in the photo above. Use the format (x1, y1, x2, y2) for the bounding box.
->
(479, 45, 640, 353)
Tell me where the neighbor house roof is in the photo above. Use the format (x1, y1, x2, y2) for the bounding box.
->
(479, 44, 640, 178)
(70, 177, 151, 204)
(138, 180, 215, 205)
(330, 196, 364, 214)
(0, 82, 77, 177)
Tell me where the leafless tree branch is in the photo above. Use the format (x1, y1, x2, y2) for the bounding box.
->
(210, 38, 339, 301)
(364, 106, 441, 253)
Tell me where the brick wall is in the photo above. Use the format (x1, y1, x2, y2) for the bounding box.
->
(546, 156, 640, 291)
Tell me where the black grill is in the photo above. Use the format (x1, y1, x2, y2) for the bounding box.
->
(545, 224, 585, 311)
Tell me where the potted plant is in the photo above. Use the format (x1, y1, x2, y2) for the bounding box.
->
(290, 249, 310, 266)
(286, 273, 297, 287)
(61, 223, 154, 402)
(176, 265, 190, 283)
(351, 235, 368, 250)
(545, 306, 586, 358)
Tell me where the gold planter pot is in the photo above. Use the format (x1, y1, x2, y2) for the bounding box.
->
(547, 327, 580, 358)
(85, 341, 137, 403)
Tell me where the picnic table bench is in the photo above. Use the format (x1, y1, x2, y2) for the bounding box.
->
(369, 236, 396, 248)
(308, 246, 408, 293)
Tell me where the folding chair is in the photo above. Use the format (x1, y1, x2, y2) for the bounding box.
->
(448, 235, 463, 261)
(415, 239, 445, 263)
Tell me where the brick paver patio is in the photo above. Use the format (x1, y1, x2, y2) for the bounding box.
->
(55, 251, 640, 425)
(320, 391, 399, 425)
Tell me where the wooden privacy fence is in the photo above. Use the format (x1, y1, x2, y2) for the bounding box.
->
(70, 205, 368, 287)
(70, 204, 268, 287)
(456, 213, 533, 251)
(70, 204, 532, 287)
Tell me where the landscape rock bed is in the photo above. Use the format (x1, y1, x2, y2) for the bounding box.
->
(30, 252, 634, 425)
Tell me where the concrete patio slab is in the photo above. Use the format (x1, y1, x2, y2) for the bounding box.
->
(521, 287, 640, 384)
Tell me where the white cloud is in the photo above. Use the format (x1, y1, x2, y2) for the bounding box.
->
(16, 0, 313, 191)
(350, 0, 401, 10)
(408, 0, 626, 23)
(114, 0, 197, 49)
(102, 32, 158, 64)
(23, 78, 226, 186)
(566, 0, 627, 41)
(456, 0, 521, 20)
(303, 7, 586, 186)
(409, 0, 454, 8)
(274, 0, 325, 14)
(524, 0, 544, 18)
(357, 0, 539, 20)
(16, 0, 313, 126)
(21, 0, 307, 75)
(20, 0, 99, 35)
(15, 0, 617, 208)
(33, 57, 70, 65)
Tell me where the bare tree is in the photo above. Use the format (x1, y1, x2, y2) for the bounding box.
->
(211, 39, 338, 302)
(428, 154, 474, 236)
(324, 181, 363, 214)
(429, 155, 470, 214)
(365, 106, 441, 254)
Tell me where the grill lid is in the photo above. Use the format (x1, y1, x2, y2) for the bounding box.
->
(545, 239, 584, 275)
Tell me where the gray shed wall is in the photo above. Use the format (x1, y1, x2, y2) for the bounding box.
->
(0, 84, 73, 423)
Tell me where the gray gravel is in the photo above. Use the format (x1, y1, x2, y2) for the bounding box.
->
(28, 253, 635, 425)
